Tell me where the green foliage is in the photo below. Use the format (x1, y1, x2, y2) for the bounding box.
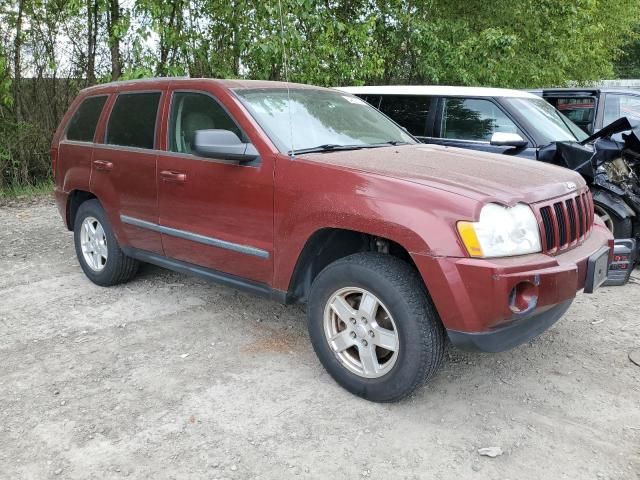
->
(1, 0, 639, 188)
(372, 0, 640, 88)
(0, 178, 53, 200)
(0, 118, 52, 187)
(614, 27, 640, 79)
(0, 51, 11, 108)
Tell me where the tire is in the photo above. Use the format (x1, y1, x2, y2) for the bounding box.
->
(594, 202, 632, 239)
(306, 252, 445, 402)
(73, 199, 139, 286)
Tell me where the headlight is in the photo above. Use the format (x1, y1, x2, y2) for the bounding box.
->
(457, 203, 541, 257)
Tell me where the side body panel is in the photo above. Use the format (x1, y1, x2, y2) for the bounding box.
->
(53, 93, 109, 227)
(155, 81, 276, 284)
(57, 141, 95, 198)
(89, 88, 166, 254)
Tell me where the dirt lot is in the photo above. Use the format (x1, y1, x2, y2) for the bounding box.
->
(0, 196, 638, 480)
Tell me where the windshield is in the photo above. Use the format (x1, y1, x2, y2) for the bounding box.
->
(503, 97, 588, 145)
(234, 88, 415, 154)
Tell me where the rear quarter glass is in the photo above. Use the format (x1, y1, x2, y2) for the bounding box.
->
(65, 95, 108, 142)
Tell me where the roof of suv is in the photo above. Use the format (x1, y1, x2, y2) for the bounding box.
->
(337, 85, 539, 99)
(79, 77, 329, 94)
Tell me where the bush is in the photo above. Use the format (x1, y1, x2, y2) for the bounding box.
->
(0, 117, 53, 188)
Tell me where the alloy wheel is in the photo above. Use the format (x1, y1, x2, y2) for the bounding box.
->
(323, 287, 399, 379)
(80, 216, 108, 271)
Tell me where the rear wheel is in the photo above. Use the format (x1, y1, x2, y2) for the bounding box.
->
(73, 199, 139, 286)
(594, 202, 632, 238)
(307, 252, 445, 402)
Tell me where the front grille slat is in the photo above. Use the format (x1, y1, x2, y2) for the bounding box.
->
(576, 195, 585, 238)
(536, 189, 593, 255)
(566, 198, 577, 242)
(540, 206, 555, 251)
(553, 202, 567, 246)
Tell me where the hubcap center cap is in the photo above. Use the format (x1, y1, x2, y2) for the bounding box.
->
(353, 323, 368, 338)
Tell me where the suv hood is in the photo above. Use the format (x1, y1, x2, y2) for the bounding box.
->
(300, 144, 584, 204)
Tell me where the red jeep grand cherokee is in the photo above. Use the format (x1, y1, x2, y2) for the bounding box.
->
(51, 78, 613, 402)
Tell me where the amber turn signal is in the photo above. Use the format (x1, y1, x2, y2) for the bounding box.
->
(457, 221, 484, 257)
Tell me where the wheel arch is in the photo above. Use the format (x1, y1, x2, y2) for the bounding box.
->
(286, 227, 421, 304)
(65, 189, 98, 230)
(592, 187, 635, 222)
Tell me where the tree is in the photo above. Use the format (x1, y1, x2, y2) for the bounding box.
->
(0, 51, 10, 108)
(86, 0, 99, 84)
(107, 0, 123, 80)
(12, 0, 24, 121)
(615, 27, 640, 79)
(1, 0, 640, 189)
(368, 0, 640, 87)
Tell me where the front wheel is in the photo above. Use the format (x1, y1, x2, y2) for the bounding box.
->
(594, 202, 632, 239)
(306, 253, 445, 402)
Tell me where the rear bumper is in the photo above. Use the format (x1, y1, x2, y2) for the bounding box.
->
(54, 187, 70, 229)
(412, 224, 613, 352)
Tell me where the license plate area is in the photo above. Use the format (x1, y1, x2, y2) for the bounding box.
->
(584, 246, 610, 293)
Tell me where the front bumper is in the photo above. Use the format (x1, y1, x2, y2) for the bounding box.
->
(447, 300, 572, 352)
(412, 224, 613, 352)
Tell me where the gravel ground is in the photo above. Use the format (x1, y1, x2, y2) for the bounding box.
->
(0, 196, 639, 480)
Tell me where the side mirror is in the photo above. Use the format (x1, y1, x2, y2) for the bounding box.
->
(193, 129, 259, 163)
(490, 132, 528, 148)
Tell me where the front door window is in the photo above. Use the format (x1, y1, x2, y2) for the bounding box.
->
(440, 98, 518, 142)
(169, 92, 244, 155)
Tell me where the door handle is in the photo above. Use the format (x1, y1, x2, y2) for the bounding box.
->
(160, 170, 187, 183)
(93, 159, 113, 171)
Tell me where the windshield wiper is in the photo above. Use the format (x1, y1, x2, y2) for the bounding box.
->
(291, 141, 412, 155)
(290, 144, 369, 155)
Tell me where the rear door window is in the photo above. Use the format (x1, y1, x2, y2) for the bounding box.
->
(603, 93, 640, 125)
(106, 92, 161, 149)
(550, 96, 596, 133)
(66, 95, 107, 142)
(378, 95, 430, 136)
(439, 98, 518, 141)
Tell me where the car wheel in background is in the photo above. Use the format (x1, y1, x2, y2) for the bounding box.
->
(594, 202, 632, 238)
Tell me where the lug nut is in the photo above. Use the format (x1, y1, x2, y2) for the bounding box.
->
(350, 318, 356, 324)
(361, 317, 367, 323)
(361, 339, 368, 347)
(369, 330, 374, 337)
(350, 332, 356, 339)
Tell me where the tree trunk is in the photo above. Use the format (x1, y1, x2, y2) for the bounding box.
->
(108, 0, 122, 80)
(157, 1, 180, 76)
(13, 0, 25, 123)
(86, 0, 98, 84)
(11, 0, 26, 184)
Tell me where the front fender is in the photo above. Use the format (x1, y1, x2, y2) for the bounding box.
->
(272, 157, 478, 290)
(592, 187, 636, 220)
